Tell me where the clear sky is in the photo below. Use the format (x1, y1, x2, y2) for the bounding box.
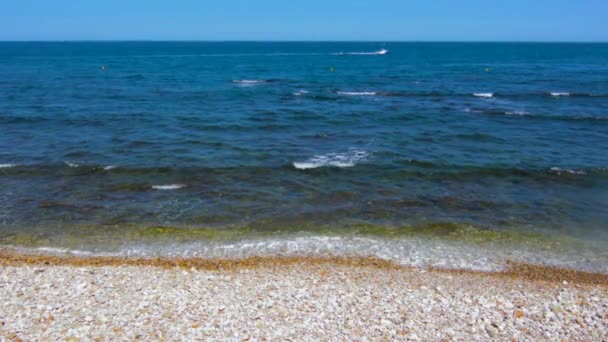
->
(1, 0, 606, 41)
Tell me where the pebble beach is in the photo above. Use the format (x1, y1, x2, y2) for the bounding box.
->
(0, 253, 607, 341)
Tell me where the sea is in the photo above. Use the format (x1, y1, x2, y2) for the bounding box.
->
(0, 42, 607, 272)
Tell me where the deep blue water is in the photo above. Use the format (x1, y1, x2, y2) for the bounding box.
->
(0, 42, 607, 270)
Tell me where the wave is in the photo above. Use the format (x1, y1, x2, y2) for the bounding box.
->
(293, 149, 369, 170)
(504, 110, 529, 116)
(561, 92, 608, 98)
(293, 90, 309, 96)
(233, 79, 265, 85)
(337, 91, 377, 96)
(462, 108, 608, 122)
(463, 108, 528, 117)
(379, 91, 607, 99)
(0, 163, 16, 169)
(333, 49, 389, 56)
(393, 160, 605, 180)
(1, 162, 606, 183)
(5, 227, 606, 273)
(31, 246, 94, 256)
(549, 167, 587, 175)
(103, 165, 118, 171)
(232, 79, 277, 86)
(151, 184, 187, 191)
(544, 91, 608, 98)
(64, 161, 79, 168)
(546, 92, 608, 98)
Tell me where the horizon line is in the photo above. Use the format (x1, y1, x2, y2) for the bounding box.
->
(0, 39, 607, 44)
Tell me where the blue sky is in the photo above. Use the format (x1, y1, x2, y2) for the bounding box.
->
(1, 0, 606, 41)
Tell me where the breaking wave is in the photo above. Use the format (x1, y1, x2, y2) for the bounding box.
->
(293, 149, 369, 170)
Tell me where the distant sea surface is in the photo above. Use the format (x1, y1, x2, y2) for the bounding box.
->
(1, 42, 607, 272)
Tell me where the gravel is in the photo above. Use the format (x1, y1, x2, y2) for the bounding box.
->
(0, 262, 606, 341)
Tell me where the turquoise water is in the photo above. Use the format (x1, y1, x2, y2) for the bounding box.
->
(0, 42, 607, 271)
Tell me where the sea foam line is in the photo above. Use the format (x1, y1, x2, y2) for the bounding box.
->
(550, 92, 571, 97)
(13, 233, 607, 273)
(473, 93, 494, 98)
(0, 163, 16, 169)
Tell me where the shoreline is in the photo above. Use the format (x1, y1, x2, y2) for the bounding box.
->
(1, 251, 607, 340)
(1, 249, 607, 286)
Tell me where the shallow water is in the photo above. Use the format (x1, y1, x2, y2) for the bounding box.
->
(1, 42, 607, 271)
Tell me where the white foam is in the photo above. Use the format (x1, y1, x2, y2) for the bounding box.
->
(33, 246, 93, 256)
(233, 80, 267, 86)
(152, 184, 187, 190)
(293, 149, 369, 170)
(473, 93, 494, 98)
(6, 233, 607, 274)
(103, 165, 117, 171)
(335, 49, 389, 56)
(549, 167, 587, 175)
(338, 91, 377, 96)
(505, 110, 529, 116)
(550, 92, 570, 97)
(0, 163, 16, 169)
(68, 234, 608, 273)
(65, 161, 79, 168)
(293, 90, 309, 96)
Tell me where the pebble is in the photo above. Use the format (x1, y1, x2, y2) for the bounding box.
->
(485, 324, 498, 338)
(0, 263, 606, 341)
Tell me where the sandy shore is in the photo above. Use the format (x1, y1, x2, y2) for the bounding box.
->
(0, 253, 607, 341)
